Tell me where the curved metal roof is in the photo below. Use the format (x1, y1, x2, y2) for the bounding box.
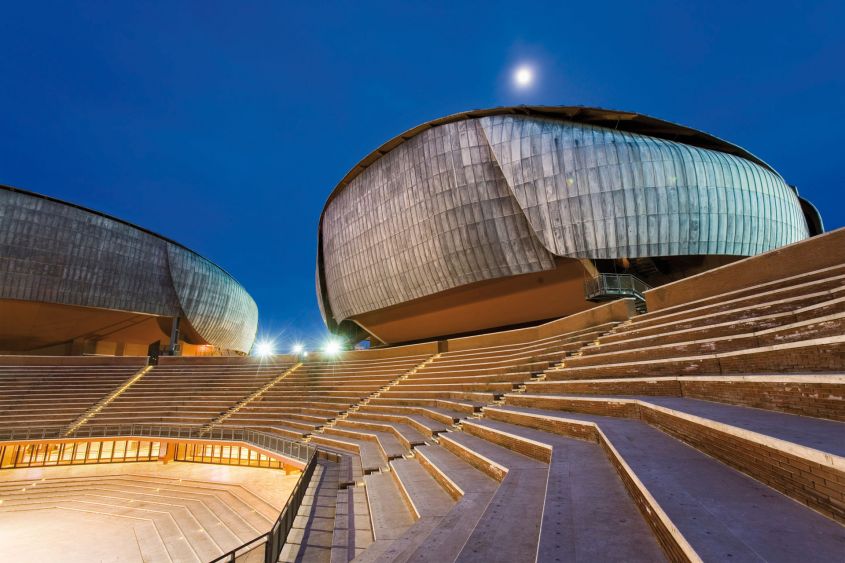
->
(316, 105, 783, 335)
(0, 183, 240, 282)
(0, 183, 258, 352)
(322, 105, 776, 212)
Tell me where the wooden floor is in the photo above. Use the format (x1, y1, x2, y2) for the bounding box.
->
(0, 461, 298, 562)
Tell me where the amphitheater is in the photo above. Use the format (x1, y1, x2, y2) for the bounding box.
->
(0, 107, 844, 562)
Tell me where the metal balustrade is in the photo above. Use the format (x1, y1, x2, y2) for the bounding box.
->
(585, 273, 651, 302)
(0, 424, 314, 463)
(0, 423, 329, 562)
(210, 447, 326, 563)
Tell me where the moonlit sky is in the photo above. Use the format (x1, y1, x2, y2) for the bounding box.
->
(0, 1, 842, 349)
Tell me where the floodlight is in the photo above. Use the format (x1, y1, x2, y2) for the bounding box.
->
(323, 339, 342, 356)
(255, 340, 275, 357)
(291, 343, 305, 355)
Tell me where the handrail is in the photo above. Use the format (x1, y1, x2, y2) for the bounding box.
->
(585, 273, 651, 301)
(0, 422, 327, 562)
(210, 448, 320, 563)
(0, 424, 314, 463)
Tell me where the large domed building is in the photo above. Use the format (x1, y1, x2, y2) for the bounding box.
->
(0, 185, 258, 355)
(317, 106, 821, 344)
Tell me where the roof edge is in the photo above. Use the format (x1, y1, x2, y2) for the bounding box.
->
(322, 105, 776, 215)
(0, 183, 248, 289)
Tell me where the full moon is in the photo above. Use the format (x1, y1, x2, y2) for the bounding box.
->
(514, 66, 534, 87)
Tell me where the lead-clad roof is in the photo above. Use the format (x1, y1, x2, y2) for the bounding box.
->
(318, 108, 810, 327)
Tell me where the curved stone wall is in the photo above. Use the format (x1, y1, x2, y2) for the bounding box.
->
(320, 112, 810, 326)
(0, 187, 258, 353)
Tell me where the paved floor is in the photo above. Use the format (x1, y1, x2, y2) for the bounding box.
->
(0, 461, 299, 562)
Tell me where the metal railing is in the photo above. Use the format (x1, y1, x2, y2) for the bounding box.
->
(0, 423, 326, 562)
(584, 273, 651, 302)
(211, 449, 321, 563)
(0, 424, 315, 463)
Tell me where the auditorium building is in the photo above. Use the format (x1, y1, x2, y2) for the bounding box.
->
(317, 106, 822, 344)
(0, 185, 258, 356)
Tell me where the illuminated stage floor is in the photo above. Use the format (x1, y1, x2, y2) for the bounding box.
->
(0, 461, 298, 562)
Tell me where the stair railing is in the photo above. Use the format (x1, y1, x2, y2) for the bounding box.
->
(584, 273, 651, 302)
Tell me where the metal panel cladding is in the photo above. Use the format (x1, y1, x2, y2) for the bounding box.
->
(319, 109, 811, 325)
(479, 115, 809, 259)
(167, 244, 258, 353)
(0, 187, 258, 353)
(321, 119, 556, 323)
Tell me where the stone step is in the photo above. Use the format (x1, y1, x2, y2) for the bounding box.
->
(331, 484, 373, 563)
(482, 405, 845, 561)
(524, 374, 845, 421)
(597, 294, 845, 353)
(632, 264, 845, 322)
(324, 426, 409, 460)
(606, 286, 845, 345)
(564, 314, 845, 368)
(349, 410, 450, 437)
(363, 472, 415, 542)
(311, 435, 388, 474)
(390, 458, 455, 520)
(437, 430, 546, 562)
(634, 267, 845, 327)
(545, 336, 845, 381)
(354, 459, 458, 562)
(336, 418, 428, 449)
(497, 395, 845, 520)
(280, 459, 339, 562)
(464, 417, 665, 562)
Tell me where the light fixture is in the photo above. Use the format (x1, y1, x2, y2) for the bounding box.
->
(254, 340, 275, 357)
(291, 343, 304, 355)
(323, 338, 342, 356)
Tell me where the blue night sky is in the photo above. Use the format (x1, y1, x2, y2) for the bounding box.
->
(1, 1, 842, 350)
